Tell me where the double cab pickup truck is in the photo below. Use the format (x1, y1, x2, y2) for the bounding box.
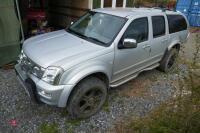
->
(15, 8, 189, 118)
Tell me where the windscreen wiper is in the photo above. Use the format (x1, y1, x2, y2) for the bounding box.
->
(67, 29, 86, 38)
(67, 29, 106, 45)
(87, 36, 106, 45)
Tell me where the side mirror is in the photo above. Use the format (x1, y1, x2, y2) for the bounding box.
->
(123, 38, 137, 48)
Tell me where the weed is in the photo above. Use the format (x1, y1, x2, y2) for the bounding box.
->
(38, 123, 58, 133)
(103, 100, 110, 112)
(60, 110, 69, 117)
(66, 119, 81, 126)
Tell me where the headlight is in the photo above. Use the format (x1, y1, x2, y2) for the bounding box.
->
(32, 66, 45, 78)
(42, 66, 64, 85)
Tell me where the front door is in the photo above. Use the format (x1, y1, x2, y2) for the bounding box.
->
(112, 17, 151, 82)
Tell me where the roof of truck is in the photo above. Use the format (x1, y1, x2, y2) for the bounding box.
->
(93, 8, 180, 18)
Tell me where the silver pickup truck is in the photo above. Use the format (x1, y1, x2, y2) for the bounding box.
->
(15, 8, 189, 118)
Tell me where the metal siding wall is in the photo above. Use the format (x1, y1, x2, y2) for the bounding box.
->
(176, 0, 200, 27)
(189, 13, 200, 27)
(176, 0, 191, 14)
(190, 0, 200, 13)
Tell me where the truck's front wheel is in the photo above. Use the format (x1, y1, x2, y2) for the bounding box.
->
(67, 77, 107, 119)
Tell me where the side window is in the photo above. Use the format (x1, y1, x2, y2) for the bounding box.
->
(152, 16, 166, 38)
(123, 17, 149, 43)
(167, 15, 187, 34)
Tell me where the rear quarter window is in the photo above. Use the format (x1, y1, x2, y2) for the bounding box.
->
(167, 15, 187, 34)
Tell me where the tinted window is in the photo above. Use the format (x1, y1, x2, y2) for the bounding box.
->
(167, 15, 187, 34)
(123, 17, 148, 43)
(152, 16, 166, 38)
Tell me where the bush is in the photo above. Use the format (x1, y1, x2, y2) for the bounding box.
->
(38, 123, 58, 133)
(126, 98, 200, 133)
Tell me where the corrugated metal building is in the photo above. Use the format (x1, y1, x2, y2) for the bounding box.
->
(176, 0, 200, 27)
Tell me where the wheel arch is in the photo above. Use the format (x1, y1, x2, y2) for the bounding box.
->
(160, 42, 181, 65)
(168, 42, 181, 52)
(73, 71, 110, 89)
(58, 70, 110, 108)
(65, 71, 109, 106)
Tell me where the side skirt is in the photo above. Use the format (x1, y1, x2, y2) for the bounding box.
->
(110, 63, 160, 87)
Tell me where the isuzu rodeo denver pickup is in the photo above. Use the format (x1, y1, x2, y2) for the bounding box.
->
(15, 8, 189, 118)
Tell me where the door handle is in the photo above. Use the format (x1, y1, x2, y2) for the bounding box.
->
(143, 44, 151, 49)
(162, 39, 168, 43)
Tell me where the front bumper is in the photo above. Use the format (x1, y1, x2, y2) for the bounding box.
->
(15, 64, 73, 107)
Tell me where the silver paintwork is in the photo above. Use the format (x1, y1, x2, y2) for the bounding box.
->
(15, 8, 189, 107)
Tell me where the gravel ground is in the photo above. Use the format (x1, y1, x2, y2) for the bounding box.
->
(0, 69, 177, 133)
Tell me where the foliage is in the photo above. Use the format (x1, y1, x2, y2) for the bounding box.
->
(103, 99, 110, 112)
(66, 119, 81, 126)
(126, 98, 200, 133)
(65, 119, 82, 133)
(127, 0, 170, 7)
(38, 123, 59, 133)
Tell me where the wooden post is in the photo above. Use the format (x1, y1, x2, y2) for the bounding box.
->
(112, 0, 116, 8)
(123, 0, 127, 8)
(89, 0, 93, 9)
(101, 0, 104, 8)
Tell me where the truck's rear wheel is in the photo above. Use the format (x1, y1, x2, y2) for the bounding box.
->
(67, 77, 107, 119)
(158, 49, 178, 72)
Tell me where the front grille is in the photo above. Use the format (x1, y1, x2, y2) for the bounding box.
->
(19, 52, 44, 79)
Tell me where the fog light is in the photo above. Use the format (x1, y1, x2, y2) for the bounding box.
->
(41, 91, 52, 97)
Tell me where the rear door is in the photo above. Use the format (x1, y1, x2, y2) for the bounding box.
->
(149, 15, 169, 63)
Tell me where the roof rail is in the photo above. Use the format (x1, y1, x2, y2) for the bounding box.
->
(152, 7, 176, 12)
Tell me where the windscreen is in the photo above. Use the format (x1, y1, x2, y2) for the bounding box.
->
(67, 11, 127, 46)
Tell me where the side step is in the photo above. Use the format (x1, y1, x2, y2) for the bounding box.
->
(110, 63, 160, 87)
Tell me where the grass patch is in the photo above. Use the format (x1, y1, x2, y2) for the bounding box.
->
(38, 123, 58, 133)
(116, 79, 151, 98)
(60, 110, 69, 117)
(114, 96, 200, 133)
(127, 99, 200, 133)
(103, 100, 110, 112)
(66, 119, 81, 126)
